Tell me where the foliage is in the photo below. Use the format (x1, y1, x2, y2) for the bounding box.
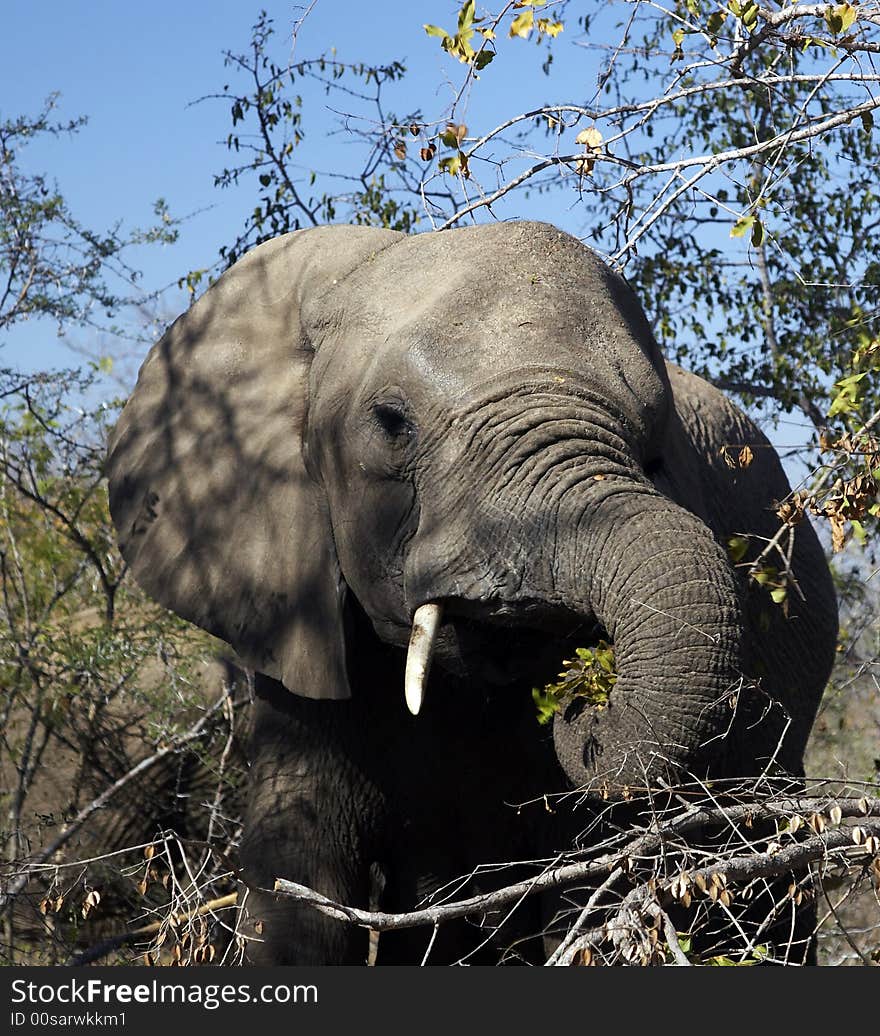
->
(4, 2, 879, 966)
(190, 10, 431, 281)
(409, 1, 880, 440)
(276, 784, 880, 965)
(0, 107, 239, 964)
(0, 96, 179, 336)
(0, 368, 242, 964)
(532, 641, 617, 723)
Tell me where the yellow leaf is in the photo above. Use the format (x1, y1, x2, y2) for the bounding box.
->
(731, 215, 756, 238)
(738, 445, 754, 467)
(538, 18, 564, 37)
(825, 2, 857, 34)
(509, 10, 534, 38)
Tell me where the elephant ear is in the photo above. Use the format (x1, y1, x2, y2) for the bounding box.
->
(106, 225, 403, 699)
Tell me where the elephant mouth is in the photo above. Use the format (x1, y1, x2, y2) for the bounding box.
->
(404, 596, 603, 714)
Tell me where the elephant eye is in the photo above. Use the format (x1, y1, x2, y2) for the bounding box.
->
(372, 402, 414, 443)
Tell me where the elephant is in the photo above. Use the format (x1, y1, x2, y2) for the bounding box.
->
(105, 220, 838, 965)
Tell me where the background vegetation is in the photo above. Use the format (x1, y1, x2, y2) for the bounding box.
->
(1, 1, 878, 965)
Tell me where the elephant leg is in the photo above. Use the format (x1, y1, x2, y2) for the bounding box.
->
(380, 694, 569, 965)
(237, 679, 381, 965)
(371, 843, 525, 966)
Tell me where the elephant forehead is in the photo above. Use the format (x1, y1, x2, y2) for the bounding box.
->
(322, 283, 664, 425)
(316, 222, 661, 385)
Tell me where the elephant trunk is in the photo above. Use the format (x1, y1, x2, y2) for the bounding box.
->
(551, 483, 745, 792)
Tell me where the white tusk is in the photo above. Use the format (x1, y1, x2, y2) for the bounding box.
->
(405, 602, 443, 716)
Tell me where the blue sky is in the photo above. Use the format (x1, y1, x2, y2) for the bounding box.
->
(2, 1, 604, 376)
(0, 1, 824, 487)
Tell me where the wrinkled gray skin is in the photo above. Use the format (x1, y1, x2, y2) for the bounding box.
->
(107, 222, 837, 964)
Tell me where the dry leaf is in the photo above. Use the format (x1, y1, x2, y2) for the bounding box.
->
(81, 890, 100, 920)
(575, 127, 603, 148)
(830, 515, 846, 552)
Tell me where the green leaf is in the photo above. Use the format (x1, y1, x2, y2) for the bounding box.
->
(741, 1, 759, 28)
(458, 0, 475, 33)
(727, 536, 749, 563)
(730, 215, 756, 238)
(424, 24, 451, 40)
(438, 153, 463, 176)
(828, 370, 868, 417)
(751, 565, 777, 586)
(97, 356, 113, 374)
(474, 50, 495, 70)
(770, 587, 788, 605)
(532, 641, 617, 724)
(751, 217, 765, 247)
(707, 11, 727, 34)
(861, 110, 874, 133)
(532, 686, 562, 725)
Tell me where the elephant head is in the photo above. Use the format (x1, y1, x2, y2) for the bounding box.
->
(107, 222, 746, 792)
